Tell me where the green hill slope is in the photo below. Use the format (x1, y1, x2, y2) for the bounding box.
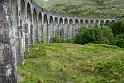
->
(34, 0, 124, 18)
(18, 43, 124, 83)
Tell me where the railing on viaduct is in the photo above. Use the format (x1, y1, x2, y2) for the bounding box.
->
(0, 0, 115, 82)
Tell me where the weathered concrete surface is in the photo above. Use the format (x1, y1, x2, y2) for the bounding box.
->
(0, 0, 116, 82)
(0, 0, 17, 82)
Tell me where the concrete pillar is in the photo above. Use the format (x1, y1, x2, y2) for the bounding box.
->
(80, 20, 84, 28)
(69, 19, 74, 37)
(31, 9, 34, 44)
(54, 23, 58, 38)
(43, 14, 48, 43)
(18, 0, 27, 64)
(72, 24, 75, 36)
(43, 23, 48, 43)
(32, 9, 37, 43)
(52, 23, 55, 38)
(95, 20, 99, 27)
(48, 16, 54, 43)
(84, 20, 89, 28)
(100, 20, 105, 26)
(38, 13, 42, 42)
(75, 19, 79, 34)
(51, 23, 55, 38)
(25, 3, 32, 52)
(0, 0, 17, 82)
(74, 24, 79, 34)
(16, 0, 22, 62)
(24, 23, 29, 51)
(58, 24, 63, 38)
(38, 24, 43, 42)
(36, 14, 39, 42)
(48, 23, 54, 43)
(58, 18, 63, 39)
(69, 24, 73, 37)
(63, 24, 68, 39)
(90, 20, 95, 27)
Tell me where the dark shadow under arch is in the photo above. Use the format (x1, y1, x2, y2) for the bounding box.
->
(49, 16, 53, 24)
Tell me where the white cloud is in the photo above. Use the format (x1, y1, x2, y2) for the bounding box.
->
(44, 0, 48, 1)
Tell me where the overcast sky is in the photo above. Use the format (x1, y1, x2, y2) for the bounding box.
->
(44, 0, 48, 1)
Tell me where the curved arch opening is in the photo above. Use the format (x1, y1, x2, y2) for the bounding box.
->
(85, 20, 89, 24)
(33, 9, 37, 23)
(49, 16, 53, 24)
(75, 19, 79, 33)
(59, 18, 63, 24)
(38, 12, 42, 41)
(64, 18, 68, 24)
(54, 17, 58, 24)
(69, 19, 73, 24)
(33, 8, 38, 41)
(80, 20, 83, 24)
(27, 3, 32, 22)
(75, 19, 79, 24)
(69, 19, 74, 36)
(27, 3, 32, 44)
(95, 20, 99, 26)
(38, 13, 42, 23)
(49, 16, 54, 42)
(44, 14, 48, 24)
(105, 20, 110, 25)
(111, 20, 115, 24)
(43, 14, 48, 42)
(21, 0, 25, 20)
(91, 20, 94, 24)
(58, 18, 64, 38)
(53, 17, 58, 37)
(100, 20, 104, 26)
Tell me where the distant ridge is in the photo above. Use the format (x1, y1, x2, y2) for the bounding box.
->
(34, 0, 124, 18)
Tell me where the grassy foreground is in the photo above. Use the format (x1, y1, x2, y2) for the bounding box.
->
(17, 43, 124, 83)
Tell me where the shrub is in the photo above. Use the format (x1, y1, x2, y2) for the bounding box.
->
(74, 26, 114, 45)
(113, 34, 124, 48)
(116, 33, 124, 39)
(116, 39, 124, 48)
(110, 20, 124, 35)
(94, 60, 123, 80)
(50, 36, 64, 43)
(78, 27, 87, 32)
(64, 37, 74, 43)
(24, 44, 47, 59)
(51, 36, 74, 43)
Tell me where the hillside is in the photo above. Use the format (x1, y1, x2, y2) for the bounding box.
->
(34, 0, 124, 18)
(18, 43, 124, 83)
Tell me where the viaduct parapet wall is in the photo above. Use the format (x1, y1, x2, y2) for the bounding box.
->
(0, 0, 115, 82)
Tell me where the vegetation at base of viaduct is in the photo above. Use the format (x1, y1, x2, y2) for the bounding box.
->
(52, 19, 124, 48)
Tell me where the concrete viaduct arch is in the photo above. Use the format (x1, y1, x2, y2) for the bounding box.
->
(0, 0, 115, 82)
(17, 0, 116, 65)
(20, 0, 115, 45)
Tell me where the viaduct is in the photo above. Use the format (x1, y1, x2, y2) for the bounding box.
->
(0, 0, 115, 82)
